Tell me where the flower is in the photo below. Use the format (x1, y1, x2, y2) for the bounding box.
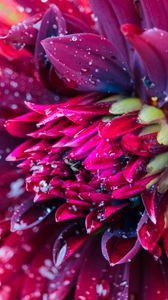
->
(1, 0, 168, 299)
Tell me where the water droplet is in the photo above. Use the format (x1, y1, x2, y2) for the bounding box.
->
(96, 279, 110, 299)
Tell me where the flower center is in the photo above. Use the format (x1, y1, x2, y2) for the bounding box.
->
(6, 94, 168, 234)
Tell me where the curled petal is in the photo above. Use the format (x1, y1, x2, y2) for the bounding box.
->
(141, 186, 161, 224)
(122, 133, 167, 157)
(5, 112, 41, 137)
(123, 157, 146, 183)
(102, 231, 141, 265)
(53, 224, 86, 268)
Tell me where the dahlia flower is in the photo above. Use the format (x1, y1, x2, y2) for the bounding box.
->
(1, 0, 168, 299)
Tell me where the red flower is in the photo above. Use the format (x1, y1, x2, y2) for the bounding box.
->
(1, 0, 168, 299)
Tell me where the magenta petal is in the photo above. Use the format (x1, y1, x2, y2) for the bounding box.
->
(141, 0, 168, 30)
(6, 139, 34, 161)
(112, 176, 156, 199)
(65, 121, 99, 147)
(25, 101, 56, 115)
(102, 231, 141, 265)
(122, 24, 168, 102)
(42, 33, 132, 92)
(107, 171, 127, 187)
(79, 191, 111, 203)
(122, 133, 166, 157)
(90, 0, 139, 69)
(68, 134, 100, 161)
(60, 105, 109, 124)
(100, 114, 143, 138)
(83, 139, 123, 171)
